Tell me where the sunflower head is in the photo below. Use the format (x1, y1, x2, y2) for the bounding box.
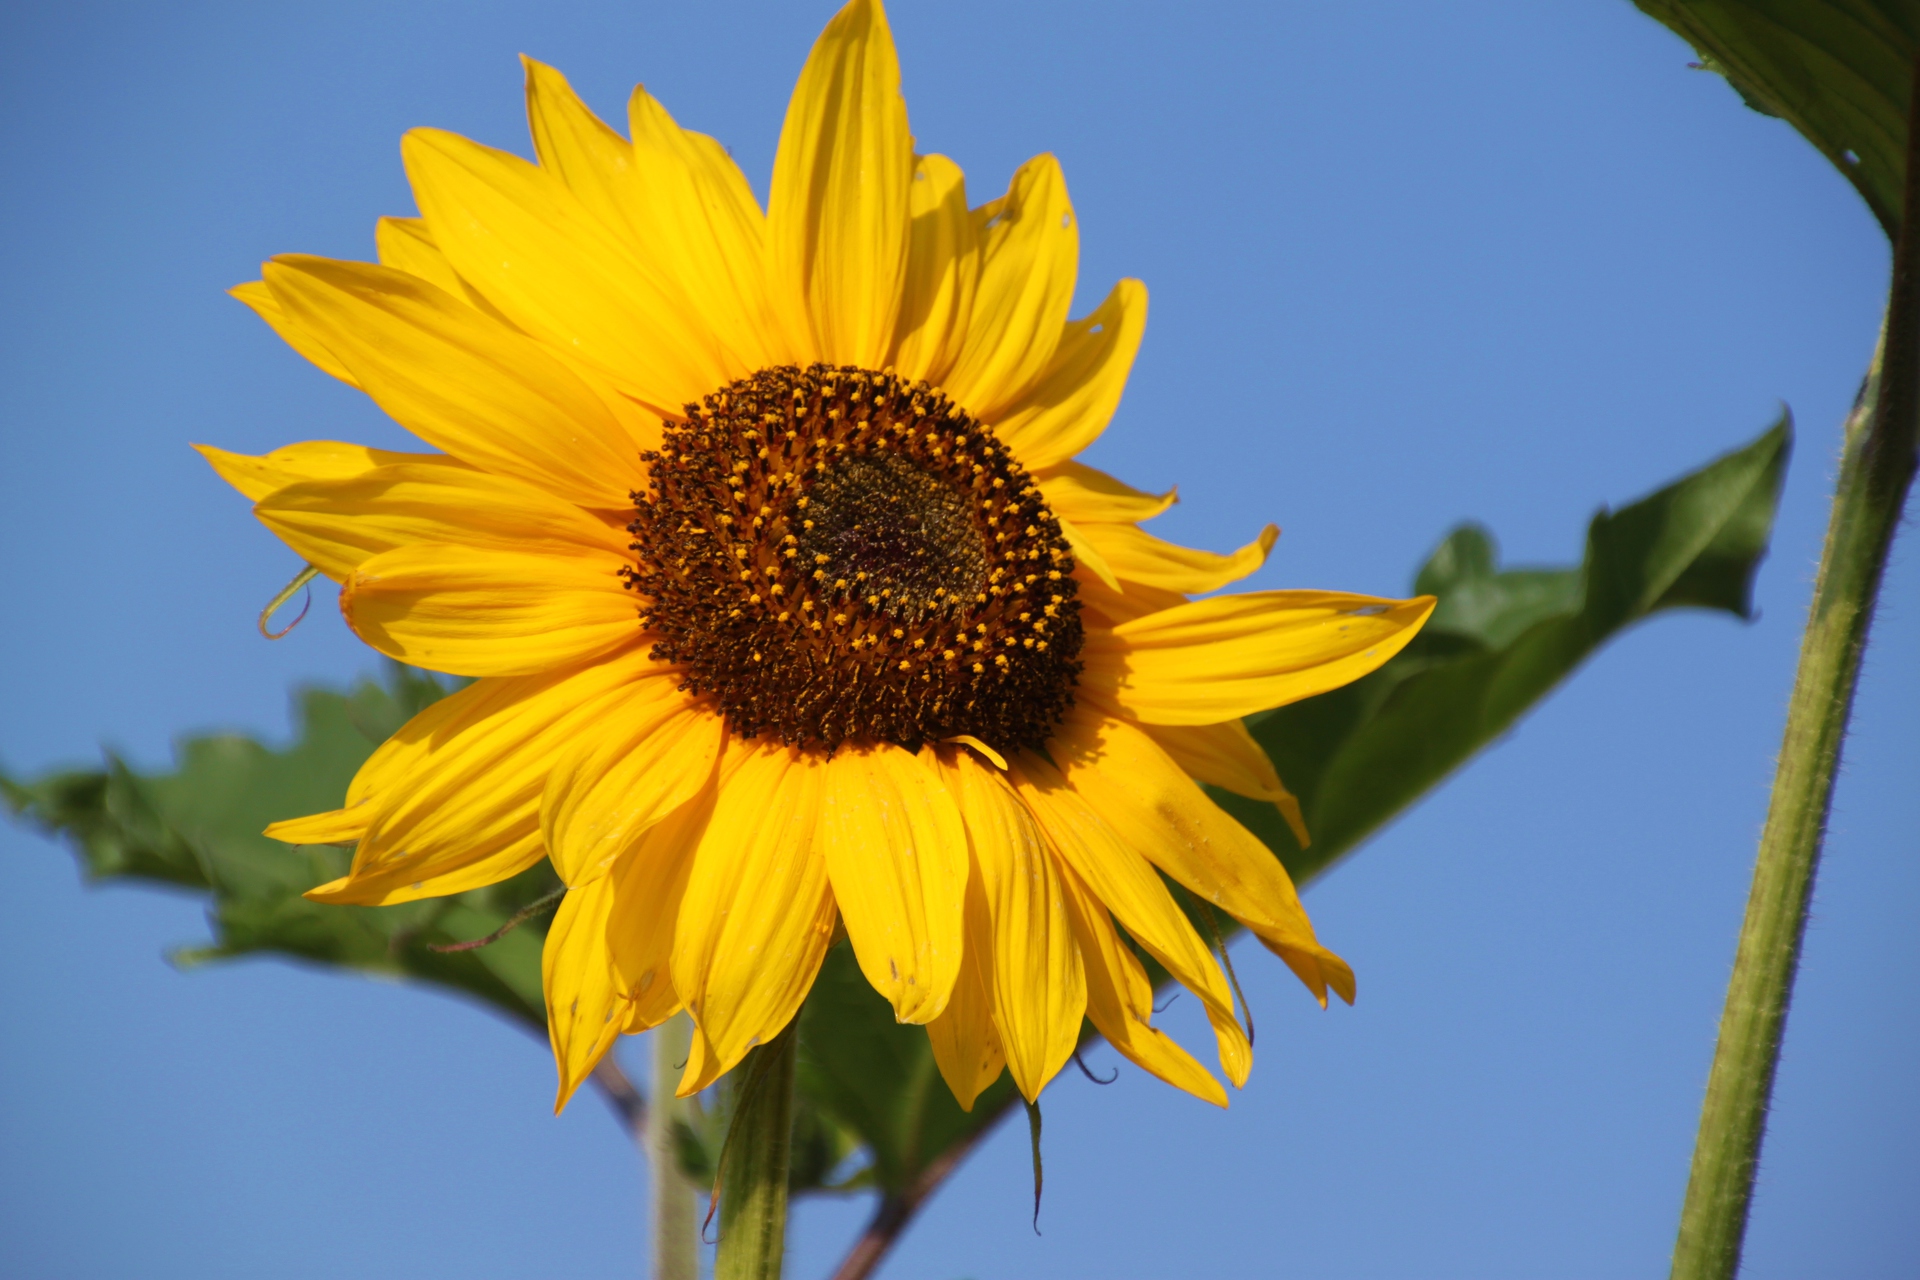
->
(629, 363, 1083, 750)
(208, 0, 1435, 1118)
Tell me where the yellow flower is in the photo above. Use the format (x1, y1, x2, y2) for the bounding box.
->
(201, 0, 1433, 1113)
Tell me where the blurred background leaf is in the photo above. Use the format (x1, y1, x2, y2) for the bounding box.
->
(2, 418, 1787, 1268)
(1, 666, 561, 1032)
(1632, 0, 1919, 237)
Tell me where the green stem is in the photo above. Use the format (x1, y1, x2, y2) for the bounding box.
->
(1669, 56, 1920, 1280)
(715, 1022, 799, 1280)
(649, 1012, 700, 1280)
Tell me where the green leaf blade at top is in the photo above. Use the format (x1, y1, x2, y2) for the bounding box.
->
(1633, 0, 1919, 236)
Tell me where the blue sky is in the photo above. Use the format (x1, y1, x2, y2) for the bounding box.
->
(1, 1, 1913, 1277)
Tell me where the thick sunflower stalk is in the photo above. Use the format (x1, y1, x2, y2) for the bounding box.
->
(1669, 48, 1920, 1280)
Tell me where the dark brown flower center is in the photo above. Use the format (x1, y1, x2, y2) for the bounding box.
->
(625, 363, 1083, 751)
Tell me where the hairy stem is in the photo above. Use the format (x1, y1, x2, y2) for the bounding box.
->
(1670, 56, 1920, 1280)
(649, 1012, 700, 1280)
(715, 1023, 798, 1280)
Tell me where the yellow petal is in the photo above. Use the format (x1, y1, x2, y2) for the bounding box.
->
(374, 215, 520, 325)
(1036, 459, 1175, 526)
(402, 127, 729, 412)
(541, 687, 726, 886)
(817, 743, 967, 1025)
(523, 58, 780, 374)
(309, 864, 539, 909)
(1073, 520, 1278, 594)
(767, 0, 913, 367)
(938, 747, 1084, 1102)
(375, 213, 662, 450)
(194, 440, 467, 504)
(679, 1023, 724, 1096)
(263, 255, 644, 508)
(1049, 706, 1354, 1008)
(1083, 590, 1436, 725)
(262, 803, 374, 846)
(546, 788, 712, 1107)
(311, 859, 537, 919)
(890, 153, 979, 385)
(671, 744, 836, 1093)
(628, 90, 783, 371)
(1056, 860, 1227, 1107)
(1071, 573, 1188, 628)
(340, 542, 636, 678)
(334, 678, 502, 814)
(522, 56, 642, 241)
(943, 153, 1077, 418)
(545, 873, 625, 1113)
(229, 280, 359, 386)
(1008, 751, 1249, 1087)
(302, 645, 668, 905)
(1058, 516, 1121, 591)
(993, 279, 1148, 471)
(943, 734, 1007, 771)
(924, 879, 1007, 1111)
(607, 789, 716, 1033)
(1142, 717, 1309, 847)
(374, 216, 464, 296)
(254, 463, 630, 582)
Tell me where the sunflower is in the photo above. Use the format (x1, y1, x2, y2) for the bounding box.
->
(201, 0, 1433, 1113)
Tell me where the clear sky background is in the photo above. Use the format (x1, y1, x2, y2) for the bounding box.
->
(2, 2, 1914, 1277)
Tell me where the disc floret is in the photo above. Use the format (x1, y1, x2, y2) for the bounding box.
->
(625, 364, 1084, 751)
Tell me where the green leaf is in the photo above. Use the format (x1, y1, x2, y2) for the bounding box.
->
(777, 416, 1791, 1219)
(1632, 0, 1920, 237)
